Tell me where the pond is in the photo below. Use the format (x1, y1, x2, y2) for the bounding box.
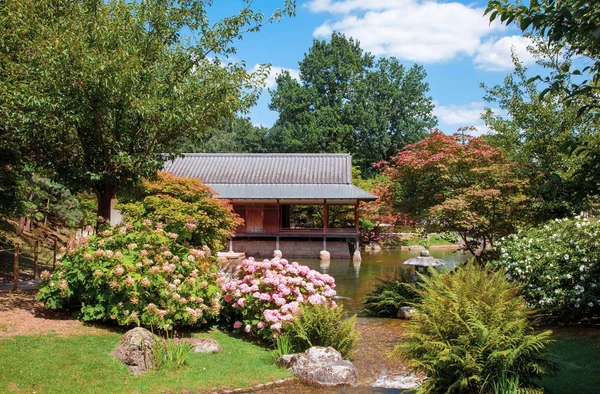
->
(253, 249, 469, 394)
(296, 248, 469, 314)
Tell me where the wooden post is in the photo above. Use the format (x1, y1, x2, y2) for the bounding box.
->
(33, 240, 39, 280)
(354, 204, 359, 234)
(53, 238, 58, 270)
(323, 201, 329, 234)
(13, 243, 19, 291)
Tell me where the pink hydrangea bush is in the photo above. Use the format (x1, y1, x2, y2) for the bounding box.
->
(220, 257, 337, 339)
(38, 221, 223, 330)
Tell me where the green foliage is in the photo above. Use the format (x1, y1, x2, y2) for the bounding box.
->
(0, 0, 295, 221)
(362, 270, 420, 318)
(495, 216, 600, 321)
(117, 172, 241, 251)
(184, 116, 274, 154)
(269, 32, 436, 173)
(481, 42, 597, 220)
(282, 304, 359, 359)
(438, 231, 459, 244)
(150, 335, 194, 371)
(486, 0, 600, 112)
(37, 220, 222, 330)
(271, 334, 294, 363)
(395, 263, 554, 394)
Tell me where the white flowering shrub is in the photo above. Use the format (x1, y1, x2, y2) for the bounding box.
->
(38, 220, 222, 330)
(495, 216, 600, 320)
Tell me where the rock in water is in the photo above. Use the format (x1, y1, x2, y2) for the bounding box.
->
(278, 346, 358, 387)
(114, 327, 161, 375)
(397, 306, 417, 320)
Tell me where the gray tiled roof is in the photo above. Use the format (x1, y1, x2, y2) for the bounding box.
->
(163, 153, 352, 184)
(163, 153, 376, 201)
(206, 183, 376, 200)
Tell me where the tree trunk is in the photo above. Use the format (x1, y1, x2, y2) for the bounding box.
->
(94, 184, 118, 226)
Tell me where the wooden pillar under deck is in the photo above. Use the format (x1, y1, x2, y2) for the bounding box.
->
(354, 204, 359, 233)
(323, 201, 329, 234)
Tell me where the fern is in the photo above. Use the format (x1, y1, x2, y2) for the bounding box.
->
(395, 263, 555, 394)
(362, 270, 420, 317)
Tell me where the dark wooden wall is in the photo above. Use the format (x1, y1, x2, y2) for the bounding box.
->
(232, 204, 279, 234)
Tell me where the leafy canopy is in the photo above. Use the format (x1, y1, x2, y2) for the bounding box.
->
(486, 0, 600, 112)
(481, 42, 599, 220)
(269, 32, 437, 173)
(0, 0, 295, 220)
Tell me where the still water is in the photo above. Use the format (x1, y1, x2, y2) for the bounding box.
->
(296, 249, 469, 314)
(254, 249, 469, 394)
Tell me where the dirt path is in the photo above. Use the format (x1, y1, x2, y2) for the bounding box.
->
(0, 289, 108, 337)
(255, 318, 414, 393)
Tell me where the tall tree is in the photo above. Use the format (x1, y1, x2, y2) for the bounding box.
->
(481, 44, 598, 220)
(0, 0, 295, 222)
(269, 33, 436, 172)
(185, 117, 273, 153)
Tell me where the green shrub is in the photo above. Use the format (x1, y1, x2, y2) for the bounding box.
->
(495, 216, 600, 321)
(362, 270, 420, 317)
(439, 231, 459, 244)
(38, 220, 222, 330)
(282, 304, 359, 359)
(395, 263, 554, 394)
(117, 172, 242, 251)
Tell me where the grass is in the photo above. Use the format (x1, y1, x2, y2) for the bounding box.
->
(388, 234, 455, 247)
(537, 328, 600, 394)
(0, 330, 292, 393)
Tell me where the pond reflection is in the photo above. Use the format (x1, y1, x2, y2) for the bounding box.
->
(296, 249, 469, 314)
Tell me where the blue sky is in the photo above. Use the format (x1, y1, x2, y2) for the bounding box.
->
(211, 0, 544, 135)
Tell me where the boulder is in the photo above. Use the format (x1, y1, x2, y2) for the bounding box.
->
(177, 337, 223, 353)
(278, 346, 358, 387)
(319, 250, 331, 261)
(352, 250, 362, 263)
(114, 327, 161, 375)
(273, 250, 283, 258)
(397, 306, 417, 320)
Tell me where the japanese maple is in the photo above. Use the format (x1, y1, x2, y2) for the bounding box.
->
(380, 129, 528, 259)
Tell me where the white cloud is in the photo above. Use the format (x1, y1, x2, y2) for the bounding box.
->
(474, 35, 536, 71)
(308, 1, 540, 71)
(252, 64, 300, 88)
(435, 101, 486, 126)
(307, 0, 506, 64)
(434, 101, 494, 136)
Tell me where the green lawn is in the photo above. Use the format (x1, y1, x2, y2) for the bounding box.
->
(0, 330, 292, 394)
(538, 328, 600, 394)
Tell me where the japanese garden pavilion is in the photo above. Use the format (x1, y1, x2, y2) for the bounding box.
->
(163, 153, 377, 258)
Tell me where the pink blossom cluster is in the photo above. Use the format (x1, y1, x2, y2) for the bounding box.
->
(222, 257, 336, 338)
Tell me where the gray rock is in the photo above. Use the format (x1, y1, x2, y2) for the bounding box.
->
(397, 306, 417, 320)
(114, 327, 161, 375)
(178, 337, 223, 353)
(278, 346, 358, 387)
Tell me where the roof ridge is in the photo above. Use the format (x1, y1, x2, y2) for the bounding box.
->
(179, 153, 351, 157)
